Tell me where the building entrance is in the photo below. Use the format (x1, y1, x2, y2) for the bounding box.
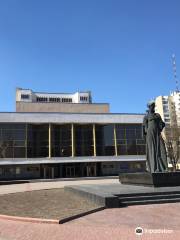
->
(83, 163, 97, 177)
(65, 166, 76, 178)
(62, 163, 98, 178)
(43, 166, 54, 179)
(87, 164, 96, 177)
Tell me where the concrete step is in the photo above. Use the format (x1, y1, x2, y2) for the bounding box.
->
(0, 180, 29, 185)
(120, 197, 180, 206)
(116, 190, 180, 198)
(118, 193, 180, 202)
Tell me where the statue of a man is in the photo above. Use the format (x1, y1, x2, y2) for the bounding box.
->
(143, 101, 168, 173)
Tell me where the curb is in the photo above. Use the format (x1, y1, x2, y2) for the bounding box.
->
(0, 207, 105, 225)
(59, 206, 106, 224)
(0, 214, 59, 224)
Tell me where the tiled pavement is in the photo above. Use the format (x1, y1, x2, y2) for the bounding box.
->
(0, 202, 180, 240)
(0, 179, 180, 240)
(0, 219, 137, 240)
(70, 203, 180, 239)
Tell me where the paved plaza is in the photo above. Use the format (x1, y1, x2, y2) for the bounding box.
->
(0, 178, 118, 195)
(0, 179, 179, 240)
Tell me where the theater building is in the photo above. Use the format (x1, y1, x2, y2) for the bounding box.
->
(0, 89, 146, 180)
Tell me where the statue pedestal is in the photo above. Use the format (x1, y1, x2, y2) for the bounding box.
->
(119, 172, 180, 187)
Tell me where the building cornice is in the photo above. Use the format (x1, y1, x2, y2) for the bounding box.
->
(0, 112, 145, 124)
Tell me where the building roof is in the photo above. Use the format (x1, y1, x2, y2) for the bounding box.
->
(16, 88, 91, 95)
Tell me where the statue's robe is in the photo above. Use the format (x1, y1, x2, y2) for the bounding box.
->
(143, 113, 168, 172)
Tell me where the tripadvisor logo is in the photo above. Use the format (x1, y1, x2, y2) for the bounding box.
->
(135, 227, 143, 235)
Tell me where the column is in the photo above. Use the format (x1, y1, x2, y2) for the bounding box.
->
(93, 124, 96, 156)
(25, 123, 28, 158)
(94, 163, 97, 176)
(59, 165, 62, 178)
(71, 124, 75, 157)
(43, 167, 46, 179)
(51, 167, 54, 179)
(49, 123, 51, 158)
(114, 124, 118, 156)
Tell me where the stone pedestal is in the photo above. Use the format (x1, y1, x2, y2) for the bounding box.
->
(119, 172, 180, 187)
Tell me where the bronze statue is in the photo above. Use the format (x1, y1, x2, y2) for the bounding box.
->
(143, 101, 168, 172)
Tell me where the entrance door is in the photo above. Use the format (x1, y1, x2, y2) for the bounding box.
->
(66, 166, 76, 177)
(86, 164, 96, 177)
(43, 166, 54, 179)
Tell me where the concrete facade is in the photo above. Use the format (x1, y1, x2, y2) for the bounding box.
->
(16, 102, 110, 113)
(16, 88, 92, 103)
(16, 88, 110, 113)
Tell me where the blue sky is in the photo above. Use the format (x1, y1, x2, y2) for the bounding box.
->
(0, 0, 179, 113)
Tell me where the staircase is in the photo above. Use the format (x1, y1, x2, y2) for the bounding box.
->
(117, 191, 180, 206)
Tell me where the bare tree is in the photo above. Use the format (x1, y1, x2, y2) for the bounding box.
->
(164, 126, 180, 171)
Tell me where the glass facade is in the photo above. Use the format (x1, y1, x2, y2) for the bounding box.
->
(0, 165, 40, 180)
(0, 123, 145, 158)
(74, 125, 93, 156)
(0, 124, 26, 158)
(51, 124, 72, 157)
(96, 124, 115, 156)
(27, 124, 49, 158)
(116, 124, 145, 155)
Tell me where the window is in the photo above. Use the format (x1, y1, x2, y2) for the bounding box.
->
(16, 167, 21, 174)
(27, 166, 39, 172)
(74, 125, 93, 156)
(51, 124, 72, 157)
(102, 164, 114, 169)
(163, 106, 169, 111)
(27, 124, 49, 158)
(120, 162, 129, 170)
(80, 96, 88, 102)
(60, 98, 72, 103)
(0, 124, 26, 158)
(49, 97, 56, 102)
(37, 97, 48, 102)
(21, 94, 29, 99)
(48, 97, 63, 102)
(66, 98, 72, 103)
(116, 124, 145, 155)
(96, 125, 115, 156)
